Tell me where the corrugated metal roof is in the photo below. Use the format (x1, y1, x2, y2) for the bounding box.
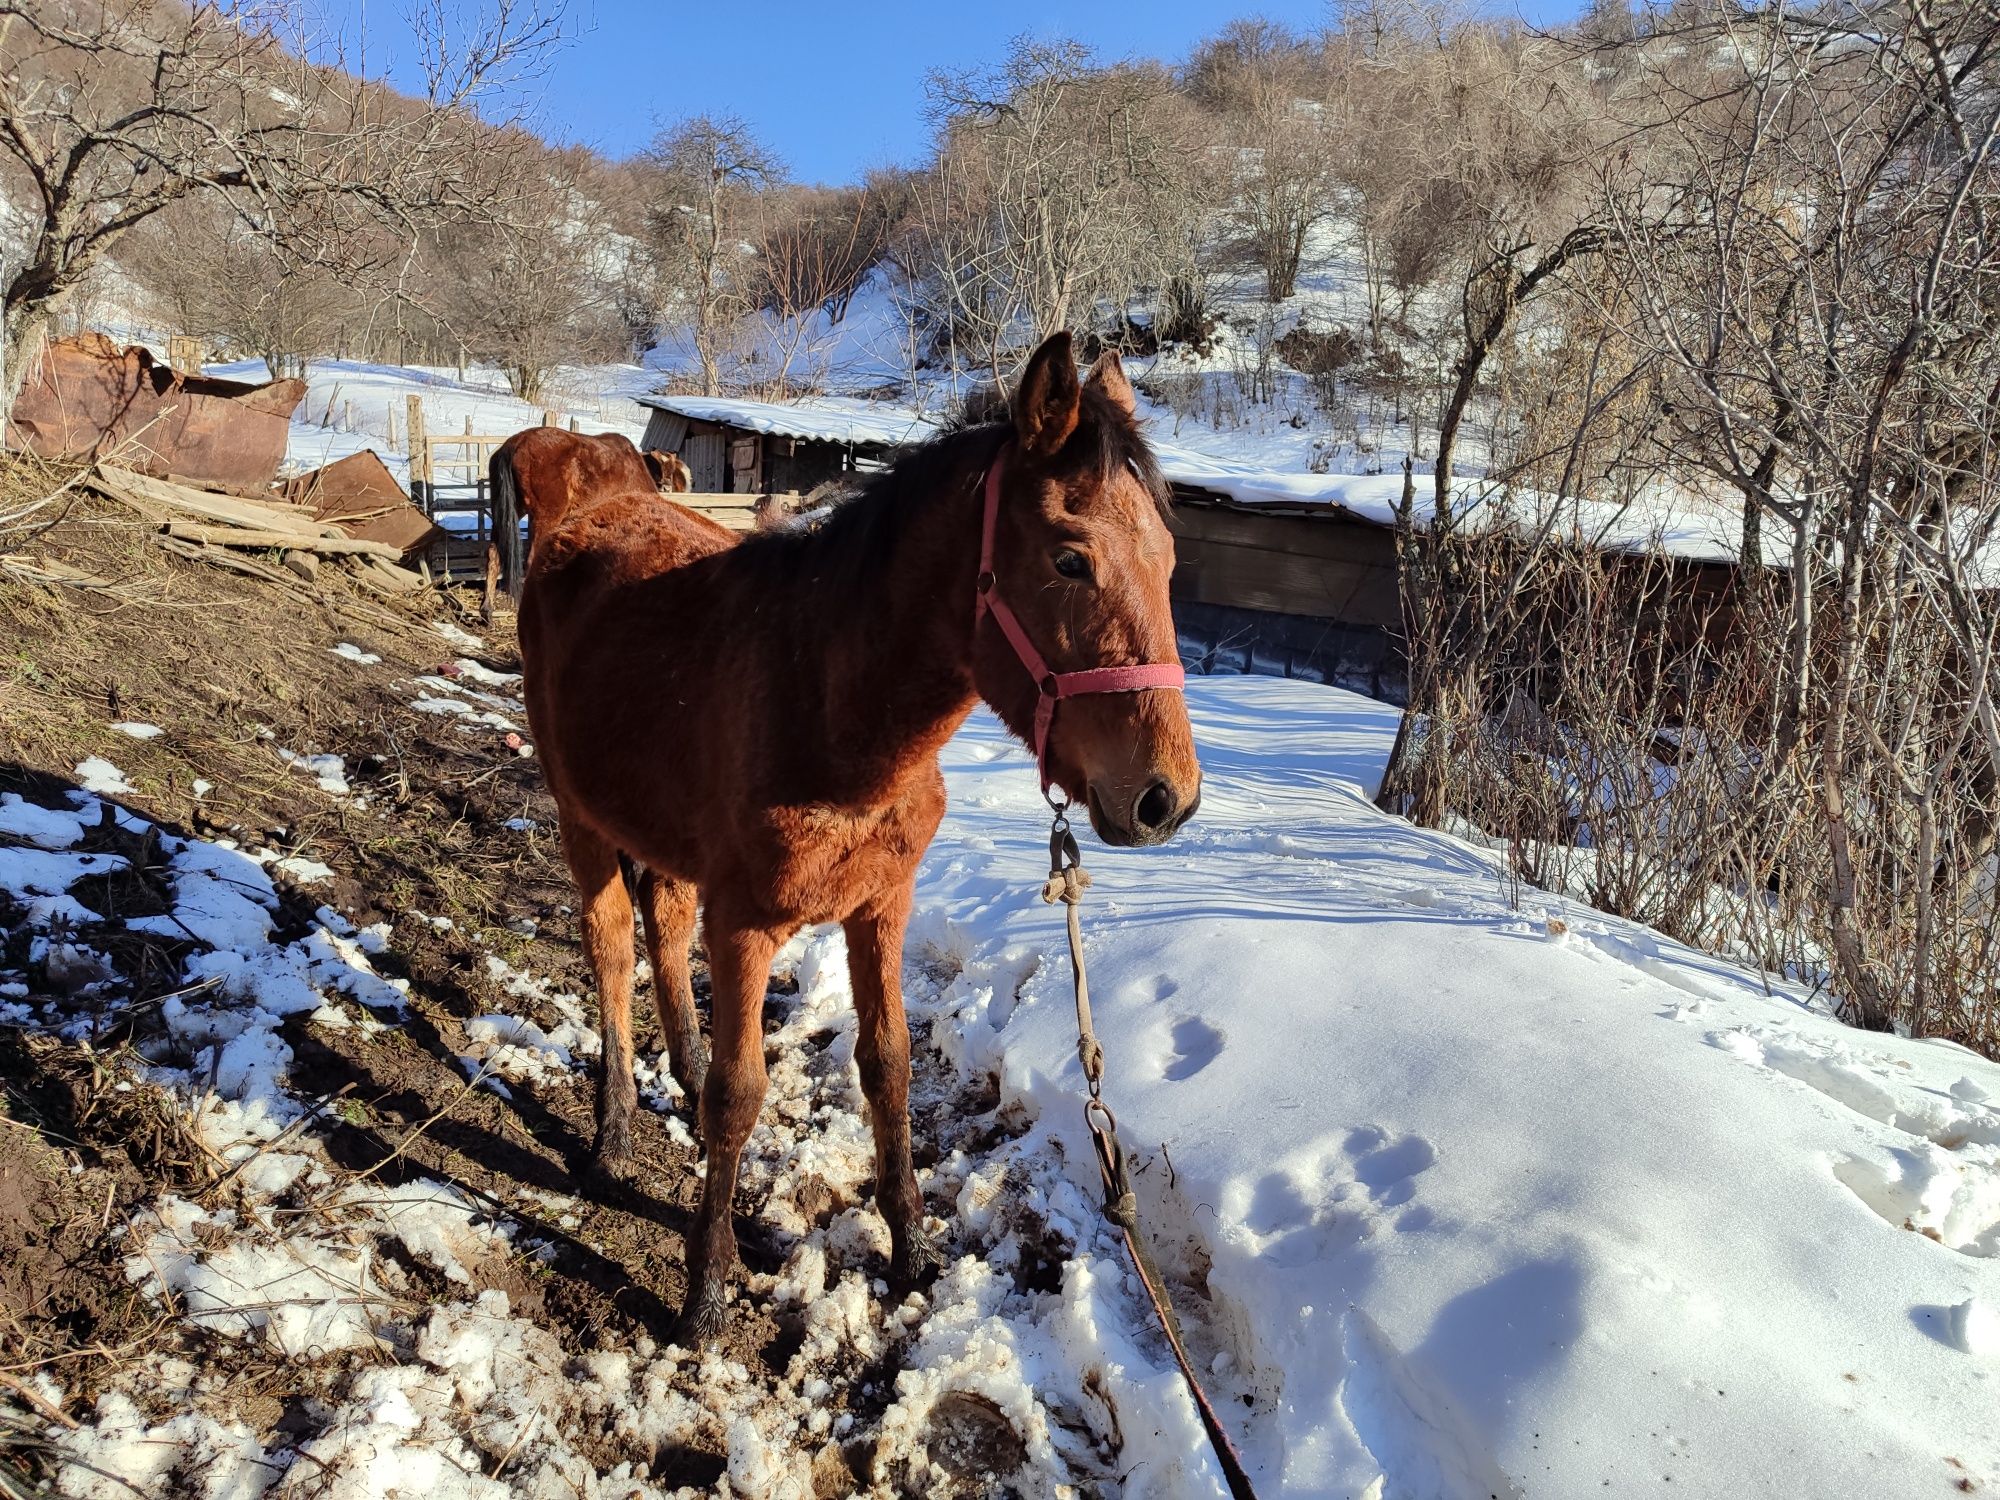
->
(634, 393, 939, 449)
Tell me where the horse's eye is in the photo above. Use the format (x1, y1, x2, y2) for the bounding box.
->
(1052, 549, 1092, 581)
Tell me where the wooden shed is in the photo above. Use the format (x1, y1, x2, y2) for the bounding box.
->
(635, 394, 932, 501)
(1162, 488, 1405, 698)
(1156, 464, 1756, 704)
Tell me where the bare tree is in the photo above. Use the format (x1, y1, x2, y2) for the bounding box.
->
(639, 114, 781, 395)
(432, 143, 625, 402)
(0, 0, 564, 409)
(908, 39, 1190, 383)
(1189, 20, 1336, 302)
(131, 200, 358, 378)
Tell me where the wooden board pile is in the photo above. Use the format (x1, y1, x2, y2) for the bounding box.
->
(89, 465, 427, 596)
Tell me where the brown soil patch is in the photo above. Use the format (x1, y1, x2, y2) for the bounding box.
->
(0, 455, 959, 1484)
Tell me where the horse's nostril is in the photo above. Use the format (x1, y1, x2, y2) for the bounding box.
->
(1135, 780, 1176, 830)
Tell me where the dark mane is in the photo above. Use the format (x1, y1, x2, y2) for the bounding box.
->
(746, 381, 1171, 597)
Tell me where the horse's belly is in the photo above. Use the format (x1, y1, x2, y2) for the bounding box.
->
(761, 795, 945, 925)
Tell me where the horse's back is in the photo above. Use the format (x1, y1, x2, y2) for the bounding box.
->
(498, 427, 655, 540)
(524, 488, 735, 619)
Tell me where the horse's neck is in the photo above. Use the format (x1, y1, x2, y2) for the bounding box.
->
(792, 456, 985, 792)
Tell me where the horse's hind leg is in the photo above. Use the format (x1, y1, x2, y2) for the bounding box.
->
(637, 870, 708, 1102)
(561, 817, 640, 1167)
(680, 912, 778, 1343)
(843, 900, 944, 1286)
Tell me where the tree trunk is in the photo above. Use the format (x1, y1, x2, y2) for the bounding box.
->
(2, 295, 57, 419)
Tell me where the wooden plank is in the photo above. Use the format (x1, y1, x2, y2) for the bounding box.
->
(1171, 538, 1399, 625)
(93, 465, 331, 536)
(668, 492, 759, 532)
(729, 434, 761, 494)
(360, 557, 424, 593)
(160, 520, 409, 560)
(152, 533, 302, 588)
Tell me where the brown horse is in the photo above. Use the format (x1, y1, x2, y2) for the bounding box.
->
(489, 428, 691, 589)
(508, 332, 1200, 1339)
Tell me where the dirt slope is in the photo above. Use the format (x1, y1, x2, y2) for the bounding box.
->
(0, 465, 1049, 1496)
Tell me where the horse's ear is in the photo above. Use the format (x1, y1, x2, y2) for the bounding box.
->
(1085, 350, 1136, 416)
(1013, 332, 1080, 457)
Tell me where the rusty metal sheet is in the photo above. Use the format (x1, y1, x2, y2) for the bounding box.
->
(3, 333, 305, 493)
(277, 448, 442, 559)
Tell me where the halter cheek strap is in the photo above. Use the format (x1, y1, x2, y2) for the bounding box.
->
(973, 443, 1187, 799)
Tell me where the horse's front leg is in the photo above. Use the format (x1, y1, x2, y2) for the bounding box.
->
(678, 913, 778, 1344)
(844, 896, 945, 1286)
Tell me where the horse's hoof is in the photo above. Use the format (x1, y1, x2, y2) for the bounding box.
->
(680, 1059, 709, 1104)
(674, 1283, 731, 1347)
(890, 1224, 947, 1289)
(586, 1124, 634, 1186)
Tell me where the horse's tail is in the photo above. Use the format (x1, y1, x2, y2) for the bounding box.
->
(489, 443, 528, 597)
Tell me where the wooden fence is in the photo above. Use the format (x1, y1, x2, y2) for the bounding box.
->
(402, 399, 767, 594)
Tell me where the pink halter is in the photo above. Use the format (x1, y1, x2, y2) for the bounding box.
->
(974, 442, 1187, 799)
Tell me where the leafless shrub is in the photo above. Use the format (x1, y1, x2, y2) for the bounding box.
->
(1386, 3, 2000, 1055)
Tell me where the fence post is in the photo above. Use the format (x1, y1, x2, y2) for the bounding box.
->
(541, 410, 555, 427)
(406, 396, 429, 514)
(386, 402, 398, 451)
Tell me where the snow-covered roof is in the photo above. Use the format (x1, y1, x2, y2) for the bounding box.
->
(1152, 444, 1761, 568)
(635, 392, 940, 449)
(633, 392, 1758, 567)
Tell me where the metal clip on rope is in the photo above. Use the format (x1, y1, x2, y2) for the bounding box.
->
(1041, 805, 1261, 1500)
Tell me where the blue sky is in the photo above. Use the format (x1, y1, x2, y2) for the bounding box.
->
(328, 1, 1584, 184)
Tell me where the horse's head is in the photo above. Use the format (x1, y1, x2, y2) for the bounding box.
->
(644, 450, 692, 493)
(974, 332, 1201, 847)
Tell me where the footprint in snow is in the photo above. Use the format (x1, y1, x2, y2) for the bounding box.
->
(1716, 1023, 2000, 1257)
(1163, 1016, 1225, 1081)
(1227, 1127, 1438, 1265)
(1336, 1309, 1525, 1500)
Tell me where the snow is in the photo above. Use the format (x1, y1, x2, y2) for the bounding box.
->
(1149, 445, 1762, 565)
(905, 678, 2000, 1496)
(450, 657, 521, 689)
(73, 756, 132, 795)
(1947, 1297, 1999, 1357)
(276, 748, 350, 796)
(12, 679, 2000, 1496)
(0, 792, 95, 849)
(330, 642, 382, 666)
(636, 391, 938, 449)
(110, 721, 163, 740)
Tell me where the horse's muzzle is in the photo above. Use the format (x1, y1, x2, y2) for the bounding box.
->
(1089, 778, 1201, 847)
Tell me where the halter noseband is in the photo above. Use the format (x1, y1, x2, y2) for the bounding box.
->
(974, 442, 1187, 801)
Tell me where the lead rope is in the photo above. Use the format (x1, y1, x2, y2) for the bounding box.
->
(1041, 800, 1262, 1500)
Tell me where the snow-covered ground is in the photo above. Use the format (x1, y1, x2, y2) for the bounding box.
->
(925, 680, 2000, 1495)
(9, 675, 1998, 1496)
(206, 357, 656, 487)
